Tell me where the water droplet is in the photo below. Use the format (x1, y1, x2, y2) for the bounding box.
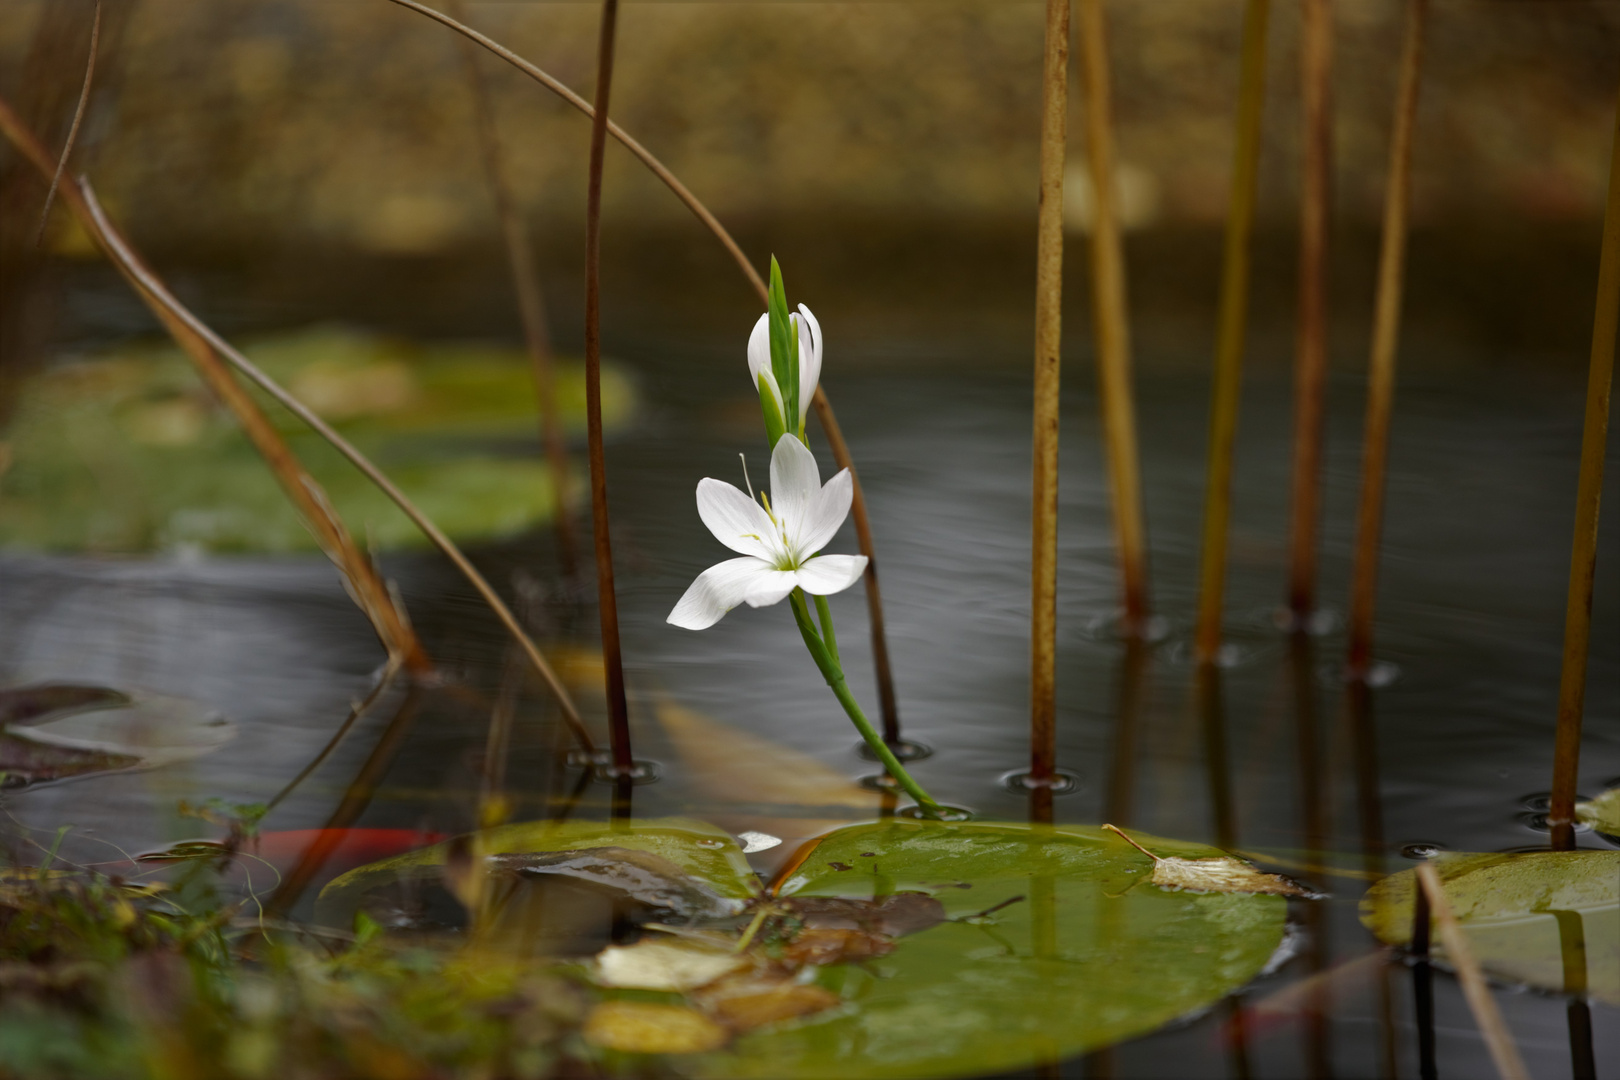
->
(898, 804, 975, 822)
(693, 838, 726, 850)
(1399, 842, 1447, 860)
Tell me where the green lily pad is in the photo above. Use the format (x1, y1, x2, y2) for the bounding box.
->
(316, 817, 758, 929)
(0, 325, 634, 553)
(1575, 789, 1620, 837)
(1359, 851, 1619, 1004)
(689, 820, 1289, 1080)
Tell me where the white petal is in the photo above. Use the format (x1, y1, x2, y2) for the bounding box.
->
(796, 466, 854, 556)
(794, 554, 868, 596)
(668, 557, 777, 630)
(768, 434, 821, 552)
(747, 313, 771, 390)
(696, 478, 779, 560)
(795, 304, 822, 425)
(741, 569, 798, 608)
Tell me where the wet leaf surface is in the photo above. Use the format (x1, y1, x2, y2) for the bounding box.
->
(0, 327, 635, 553)
(683, 820, 1289, 1079)
(1360, 851, 1619, 1004)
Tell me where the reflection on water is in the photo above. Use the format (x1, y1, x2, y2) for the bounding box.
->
(2, 336, 1617, 1075)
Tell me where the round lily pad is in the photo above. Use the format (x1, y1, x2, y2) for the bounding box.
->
(1360, 851, 1619, 1005)
(689, 820, 1289, 1080)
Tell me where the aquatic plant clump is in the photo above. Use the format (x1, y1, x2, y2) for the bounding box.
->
(667, 260, 943, 818)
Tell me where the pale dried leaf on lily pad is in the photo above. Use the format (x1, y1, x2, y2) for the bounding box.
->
(1575, 789, 1620, 836)
(584, 1001, 730, 1054)
(1103, 824, 1322, 898)
(595, 940, 751, 992)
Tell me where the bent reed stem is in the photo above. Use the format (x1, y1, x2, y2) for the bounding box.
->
(0, 92, 596, 755)
(788, 590, 941, 818)
(1347, 0, 1427, 681)
(1194, 0, 1270, 667)
(382, 0, 904, 748)
(1548, 74, 1620, 850)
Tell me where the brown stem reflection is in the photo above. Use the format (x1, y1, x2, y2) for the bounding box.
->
(1197, 664, 1252, 1080)
(1346, 679, 1398, 1078)
(1411, 881, 1437, 1080)
(265, 687, 424, 920)
(1551, 910, 1597, 1080)
(1290, 632, 1332, 1078)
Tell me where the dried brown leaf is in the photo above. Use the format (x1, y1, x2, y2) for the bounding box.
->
(1104, 824, 1321, 898)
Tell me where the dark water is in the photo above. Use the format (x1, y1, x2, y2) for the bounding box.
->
(3, 320, 1617, 1077)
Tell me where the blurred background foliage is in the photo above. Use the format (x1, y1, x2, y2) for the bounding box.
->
(2, 0, 1619, 374)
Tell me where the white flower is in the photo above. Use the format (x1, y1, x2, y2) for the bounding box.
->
(668, 435, 867, 630)
(747, 304, 822, 431)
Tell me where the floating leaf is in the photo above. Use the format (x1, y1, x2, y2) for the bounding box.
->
(0, 686, 234, 789)
(1103, 824, 1322, 898)
(1360, 851, 1619, 1005)
(0, 326, 636, 553)
(0, 684, 130, 727)
(316, 817, 757, 932)
(681, 819, 1290, 1080)
(1575, 789, 1620, 837)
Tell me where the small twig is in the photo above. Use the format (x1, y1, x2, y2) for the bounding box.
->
(963, 894, 1027, 921)
(265, 659, 400, 813)
(1347, 0, 1427, 680)
(1549, 72, 1620, 850)
(1101, 822, 1161, 862)
(1414, 863, 1531, 1080)
(1029, 0, 1069, 789)
(33, 0, 99, 248)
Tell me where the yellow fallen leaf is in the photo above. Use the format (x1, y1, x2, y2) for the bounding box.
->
(582, 1001, 729, 1054)
(1104, 824, 1322, 898)
(594, 940, 751, 992)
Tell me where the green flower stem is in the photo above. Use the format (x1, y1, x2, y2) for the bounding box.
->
(813, 592, 840, 665)
(789, 589, 942, 818)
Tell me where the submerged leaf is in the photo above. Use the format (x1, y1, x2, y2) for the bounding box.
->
(1103, 824, 1321, 897)
(1360, 851, 1619, 1004)
(0, 687, 234, 788)
(0, 684, 129, 727)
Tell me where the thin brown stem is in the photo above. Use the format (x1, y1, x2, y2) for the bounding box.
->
(451, 1, 578, 580)
(1288, 0, 1334, 626)
(0, 93, 595, 754)
(381, 0, 902, 748)
(480, 649, 520, 828)
(1030, 0, 1070, 786)
(33, 0, 99, 248)
(1549, 75, 1620, 850)
(1347, 0, 1427, 680)
(1415, 863, 1531, 1080)
(1077, 0, 1150, 635)
(1194, 0, 1271, 666)
(584, 0, 633, 777)
(266, 660, 400, 813)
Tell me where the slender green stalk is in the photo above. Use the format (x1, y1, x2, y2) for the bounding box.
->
(1347, 0, 1427, 680)
(1194, 0, 1270, 666)
(1549, 74, 1620, 850)
(788, 591, 941, 817)
(813, 593, 840, 665)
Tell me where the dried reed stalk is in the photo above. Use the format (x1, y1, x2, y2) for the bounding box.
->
(383, 0, 905, 745)
(1077, 0, 1150, 635)
(1193, 0, 1271, 666)
(1029, 0, 1070, 788)
(266, 659, 401, 812)
(451, 1, 578, 578)
(1414, 863, 1531, 1080)
(1347, 0, 1427, 681)
(1549, 78, 1620, 851)
(1287, 0, 1334, 626)
(33, 0, 99, 247)
(583, 0, 634, 776)
(0, 98, 432, 676)
(0, 96, 597, 753)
